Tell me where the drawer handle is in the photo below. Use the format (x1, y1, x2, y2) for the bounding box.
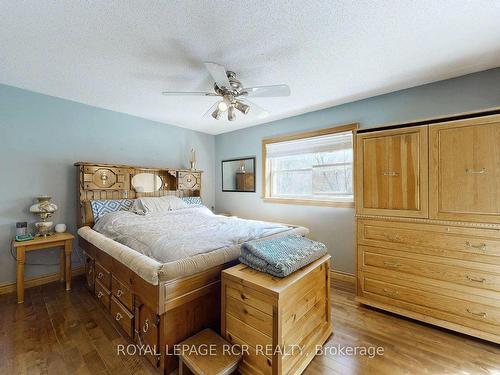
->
(88, 268, 93, 276)
(465, 168, 486, 174)
(117, 289, 124, 298)
(115, 312, 123, 321)
(466, 309, 487, 318)
(97, 291, 103, 299)
(240, 293, 248, 300)
(383, 171, 399, 177)
(466, 275, 486, 283)
(143, 319, 149, 333)
(387, 234, 402, 242)
(97, 272, 104, 279)
(465, 241, 486, 251)
(382, 288, 399, 297)
(383, 261, 401, 268)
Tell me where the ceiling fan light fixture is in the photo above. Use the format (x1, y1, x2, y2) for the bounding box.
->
(227, 106, 236, 121)
(217, 101, 228, 112)
(234, 100, 250, 115)
(162, 62, 286, 123)
(211, 107, 223, 120)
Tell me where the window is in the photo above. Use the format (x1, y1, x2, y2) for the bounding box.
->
(262, 124, 357, 206)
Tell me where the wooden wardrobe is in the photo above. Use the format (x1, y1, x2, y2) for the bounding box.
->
(355, 114, 500, 344)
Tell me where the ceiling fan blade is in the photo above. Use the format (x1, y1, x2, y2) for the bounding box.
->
(162, 91, 217, 96)
(240, 84, 291, 97)
(238, 99, 269, 118)
(204, 62, 231, 89)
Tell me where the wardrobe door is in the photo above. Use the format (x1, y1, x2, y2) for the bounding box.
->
(429, 115, 500, 223)
(356, 125, 428, 218)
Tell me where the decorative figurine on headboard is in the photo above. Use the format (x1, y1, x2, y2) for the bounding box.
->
(29, 196, 58, 236)
(190, 148, 197, 171)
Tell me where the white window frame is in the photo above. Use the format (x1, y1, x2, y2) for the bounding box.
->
(262, 123, 358, 207)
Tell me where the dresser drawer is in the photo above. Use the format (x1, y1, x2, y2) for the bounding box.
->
(112, 275, 133, 312)
(95, 279, 110, 310)
(226, 295, 273, 337)
(360, 273, 500, 335)
(360, 246, 500, 293)
(358, 219, 500, 264)
(111, 296, 133, 337)
(95, 262, 111, 290)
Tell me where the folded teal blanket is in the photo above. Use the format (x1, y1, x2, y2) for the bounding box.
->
(239, 235, 327, 278)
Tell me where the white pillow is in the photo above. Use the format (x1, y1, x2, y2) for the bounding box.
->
(132, 196, 188, 214)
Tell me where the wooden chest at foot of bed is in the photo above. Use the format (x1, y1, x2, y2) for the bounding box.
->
(221, 255, 332, 375)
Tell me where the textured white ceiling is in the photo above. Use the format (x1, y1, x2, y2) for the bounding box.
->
(1, 1, 500, 135)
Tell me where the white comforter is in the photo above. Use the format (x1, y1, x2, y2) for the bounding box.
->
(93, 206, 292, 263)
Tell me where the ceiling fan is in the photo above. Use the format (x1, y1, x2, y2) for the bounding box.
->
(162, 62, 291, 121)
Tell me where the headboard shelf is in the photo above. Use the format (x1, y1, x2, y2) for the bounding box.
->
(74, 161, 201, 173)
(75, 162, 202, 227)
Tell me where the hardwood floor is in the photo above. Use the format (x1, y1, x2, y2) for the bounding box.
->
(1, 276, 499, 375)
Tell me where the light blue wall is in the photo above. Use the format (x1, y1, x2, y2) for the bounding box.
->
(0, 84, 215, 284)
(2, 68, 499, 284)
(215, 68, 500, 274)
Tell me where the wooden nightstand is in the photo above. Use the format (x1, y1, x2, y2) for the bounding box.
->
(12, 232, 75, 303)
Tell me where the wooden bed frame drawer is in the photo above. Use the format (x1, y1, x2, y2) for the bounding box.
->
(359, 246, 500, 292)
(95, 279, 110, 311)
(358, 219, 500, 264)
(111, 296, 134, 337)
(112, 275, 133, 312)
(135, 301, 160, 368)
(84, 254, 94, 292)
(95, 262, 111, 290)
(360, 273, 500, 336)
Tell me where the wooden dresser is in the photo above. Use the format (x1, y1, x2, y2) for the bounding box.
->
(221, 255, 332, 375)
(355, 114, 500, 344)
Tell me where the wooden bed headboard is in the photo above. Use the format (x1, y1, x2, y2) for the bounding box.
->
(75, 162, 202, 227)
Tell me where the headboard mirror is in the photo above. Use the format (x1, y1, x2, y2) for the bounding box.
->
(75, 162, 202, 227)
(222, 157, 256, 192)
(132, 172, 164, 193)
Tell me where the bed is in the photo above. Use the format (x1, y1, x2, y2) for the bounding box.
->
(75, 162, 308, 373)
